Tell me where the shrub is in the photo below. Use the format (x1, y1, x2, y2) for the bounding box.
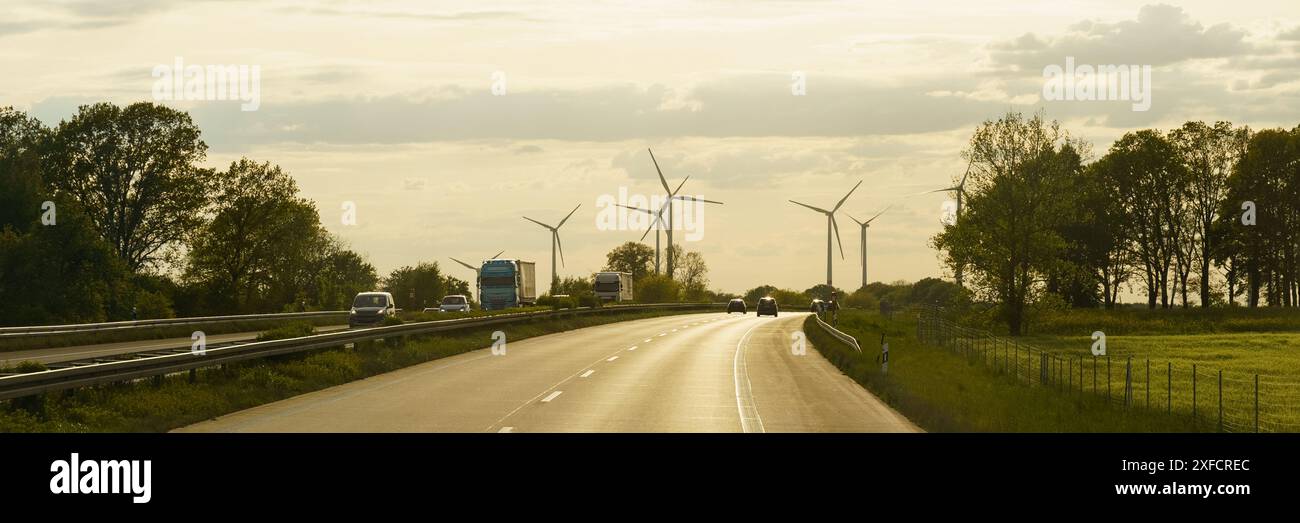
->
(255, 321, 316, 341)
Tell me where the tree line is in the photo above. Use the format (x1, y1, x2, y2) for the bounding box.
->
(933, 110, 1300, 335)
(0, 102, 465, 326)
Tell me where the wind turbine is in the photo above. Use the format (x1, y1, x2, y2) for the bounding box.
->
(523, 204, 581, 288)
(789, 180, 863, 288)
(614, 203, 667, 274)
(847, 206, 891, 290)
(930, 157, 974, 287)
(646, 148, 723, 279)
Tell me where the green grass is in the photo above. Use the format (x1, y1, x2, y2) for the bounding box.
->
(1020, 332, 1299, 432)
(0, 307, 709, 432)
(1025, 306, 1300, 336)
(805, 309, 1202, 432)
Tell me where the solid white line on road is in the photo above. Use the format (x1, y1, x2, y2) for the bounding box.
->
(541, 391, 563, 403)
(733, 321, 767, 434)
(580, 370, 595, 378)
(498, 427, 514, 433)
(606, 356, 619, 362)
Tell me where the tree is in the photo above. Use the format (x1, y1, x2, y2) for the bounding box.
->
(604, 242, 655, 281)
(184, 159, 324, 312)
(635, 274, 681, 303)
(45, 102, 215, 272)
(1102, 130, 1187, 309)
(744, 285, 778, 303)
(931, 111, 1083, 335)
(804, 284, 845, 301)
(1170, 121, 1250, 307)
(0, 107, 134, 325)
(383, 262, 448, 310)
(676, 251, 709, 300)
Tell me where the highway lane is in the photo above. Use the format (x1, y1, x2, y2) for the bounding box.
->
(177, 312, 919, 433)
(0, 325, 349, 366)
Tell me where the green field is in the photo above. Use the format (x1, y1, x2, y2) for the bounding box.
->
(922, 307, 1300, 432)
(804, 310, 1201, 432)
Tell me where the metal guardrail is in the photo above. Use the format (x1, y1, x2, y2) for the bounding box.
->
(0, 303, 718, 401)
(812, 312, 861, 352)
(0, 311, 348, 338)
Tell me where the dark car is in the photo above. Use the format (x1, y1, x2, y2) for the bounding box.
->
(756, 297, 778, 317)
(349, 291, 396, 328)
(726, 298, 747, 314)
(809, 299, 825, 313)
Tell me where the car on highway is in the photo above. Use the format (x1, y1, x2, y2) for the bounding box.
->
(756, 297, 778, 317)
(726, 298, 747, 314)
(349, 292, 397, 328)
(809, 299, 825, 313)
(436, 295, 471, 313)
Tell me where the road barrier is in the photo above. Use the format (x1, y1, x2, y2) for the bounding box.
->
(0, 303, 718, 401)
(916, 307, 1300, 433)
(813, 312, 862, 352)
(0, 311, 348, 338)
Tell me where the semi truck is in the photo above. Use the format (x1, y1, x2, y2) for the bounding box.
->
(593, 271, 633, 302)
(479, 259, 537, 310)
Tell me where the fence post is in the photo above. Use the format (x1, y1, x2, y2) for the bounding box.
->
(1217, 370, 1223, 433)
(1068, 357, 1073, 393)
(1254, 374, 1259, 433)
(1192, 364, 1198, 423)
(1124, 357, 1132, 409)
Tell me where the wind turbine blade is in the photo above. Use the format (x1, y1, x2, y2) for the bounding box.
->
(865, 204, 892, 224)
(832, 216, 845, 259)
(449, 257, 477, 271)
(648, 148, 672, 194)
(846, 213, 865, 226)
(555, 231, 566, 267)
(491, 250, 504, 259)
(928, 186, 960, 194)
(958, 156, 974, 189)
(522, 216, 554, 230)
(832, 180, 863, 212)
(557, 204, 581, 228)
(640, 223, 655, 242)
(615, 203, 655, 215)
(673, 195, 723, 205)
(671, 175, 689, 196)
(788, 200, 830, 214)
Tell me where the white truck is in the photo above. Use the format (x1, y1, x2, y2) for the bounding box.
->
(593, 272, 633, 302)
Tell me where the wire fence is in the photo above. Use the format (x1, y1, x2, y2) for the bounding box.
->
(915, 307, 1300, 432)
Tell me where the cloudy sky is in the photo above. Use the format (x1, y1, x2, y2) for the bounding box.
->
(4, 0, 1300, 296)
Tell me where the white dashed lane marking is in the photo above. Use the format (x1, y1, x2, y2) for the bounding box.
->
(579, 370, 595, 378)
(540, 391, 563, 403)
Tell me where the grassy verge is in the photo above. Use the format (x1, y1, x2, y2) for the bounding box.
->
(0, 307, 708, 432)
(804, 309, 1203, 432)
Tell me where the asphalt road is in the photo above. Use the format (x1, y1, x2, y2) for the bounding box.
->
(178, 312, 919, 433)
(0, 325, 349, 366)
